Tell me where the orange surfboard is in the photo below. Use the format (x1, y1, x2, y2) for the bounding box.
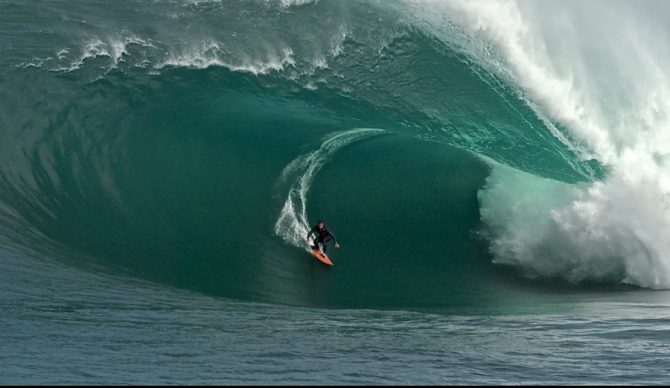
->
(311, 247, 333, 266)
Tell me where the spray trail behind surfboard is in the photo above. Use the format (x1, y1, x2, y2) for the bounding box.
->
(273, 128, 385, 250)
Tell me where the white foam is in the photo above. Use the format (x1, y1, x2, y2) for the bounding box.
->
(273, 128, 385, 249)
(54, 34, 157, 72)
(158, 40, 296, 75)
(480, 159, 670, 288)
(56, 49, 69, 60)
(183, 0, 317, 7)
(400, 0, 670, 287)
(157, 39, 227, 69)
(278, 0, 319, 8)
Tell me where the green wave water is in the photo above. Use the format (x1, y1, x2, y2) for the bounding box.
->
(3, 0, 663, 312)
(0, 0, 615, 308)
(6, 1, 670, 385)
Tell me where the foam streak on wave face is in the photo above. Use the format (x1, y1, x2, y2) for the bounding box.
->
(402, 0, 670, 287)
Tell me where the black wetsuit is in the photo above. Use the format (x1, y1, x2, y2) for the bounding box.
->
(307, 225, 338, 253)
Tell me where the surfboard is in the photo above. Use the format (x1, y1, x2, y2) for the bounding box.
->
(310, 246, 333, 266)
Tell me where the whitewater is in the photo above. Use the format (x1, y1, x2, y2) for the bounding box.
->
(2, 0, 670, 384)
(413, 0, 670, 288)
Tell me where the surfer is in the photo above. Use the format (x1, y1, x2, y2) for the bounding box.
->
(305, 220, 340, 254)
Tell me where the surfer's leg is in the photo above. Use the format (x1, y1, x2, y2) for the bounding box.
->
(314, 237, 326, 253)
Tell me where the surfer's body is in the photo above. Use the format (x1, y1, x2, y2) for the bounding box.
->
(305, 220, 340, 253)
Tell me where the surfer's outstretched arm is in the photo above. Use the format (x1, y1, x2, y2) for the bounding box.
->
(330, 232, 341, 248)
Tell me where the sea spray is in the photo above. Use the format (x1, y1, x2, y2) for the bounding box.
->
(425, 0, 670, 287)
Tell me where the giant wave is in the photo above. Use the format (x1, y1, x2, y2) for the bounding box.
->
(1, 0, 668, 308)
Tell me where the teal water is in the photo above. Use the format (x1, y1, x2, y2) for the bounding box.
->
(2, 0, 670, 384)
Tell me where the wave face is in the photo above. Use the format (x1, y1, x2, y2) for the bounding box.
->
(1, 0, 667, 308)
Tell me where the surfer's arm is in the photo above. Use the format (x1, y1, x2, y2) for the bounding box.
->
(329, 232, 341, 248)
(305, 227, 316, 241)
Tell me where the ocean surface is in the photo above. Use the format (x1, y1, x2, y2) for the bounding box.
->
(2, 0, 670, 384)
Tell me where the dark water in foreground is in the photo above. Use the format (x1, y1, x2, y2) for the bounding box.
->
(4, 245, 670, 385)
